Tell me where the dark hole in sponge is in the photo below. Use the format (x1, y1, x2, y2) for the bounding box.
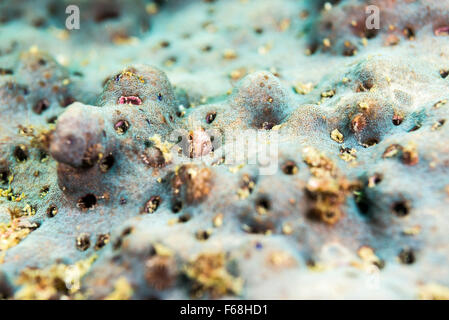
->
(113, 226, 133, 250)
(76, 233, 90, 251)
(46, 204, 58, 217)
(363, 138, 379, 148)
(99, 154, 115, 173)
(94, 7, 120, 22)
(144, 196, 162, 213)
(357, 79, 374, 92)
(398, 248, 416, 264)
(52, 278, 69, 295)
(47, 116, 58, 124)
(39, 150, 49, 161)
(33, 98, 50, 114)
(171, 200, 183, 213)
(205, 112, 216, 124)
(403, 26, 415, 40)
(0, 68, 13, 75)
(392, 114, 403, 126)
(114, 119, 130, 135)
(281, 160, 298, 175)
(392, 200, 410, 217)
(363, 79, 374, 90)
(308, 42, 319, 55)
(0, 168, 10, 184)
(369, 173, 383, 186)
(355, 188, 371, 215)
(195, 230, 210, 241)
(179, 213, 191, 223)
(440, 69, 449, 79)
(262, 122, 274, 130)
(14, 145, 28, 162)
(343, 43, 357, 57)
(244, 218, 274, 234)
(77, 194, 97, 210)
(255, 196, 271, 213)
(94, 234, 110, 250)
(60, 96, 76, 107)
(365, 28, 378, 39)
(409, 123, 421, 132)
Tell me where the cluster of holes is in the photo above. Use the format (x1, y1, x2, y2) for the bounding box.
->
(77, 193, 97, 210)
(5, 82, 29, 95)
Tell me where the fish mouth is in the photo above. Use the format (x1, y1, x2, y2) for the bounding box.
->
(118, 95, 142, 105)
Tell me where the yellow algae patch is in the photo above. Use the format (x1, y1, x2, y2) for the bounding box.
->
(105, 277, 133, 300)
(331, 129, 344, 143)
(14, 255, 97, 300)
(0, 218, 37, 263)
(149, 134, 174, 162)
(184, 252, 243, 298)
(419, 283, 449, 300)
(293, 82, 314, 95)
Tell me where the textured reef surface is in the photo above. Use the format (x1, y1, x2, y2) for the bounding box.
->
(1, 0, 449, 299)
